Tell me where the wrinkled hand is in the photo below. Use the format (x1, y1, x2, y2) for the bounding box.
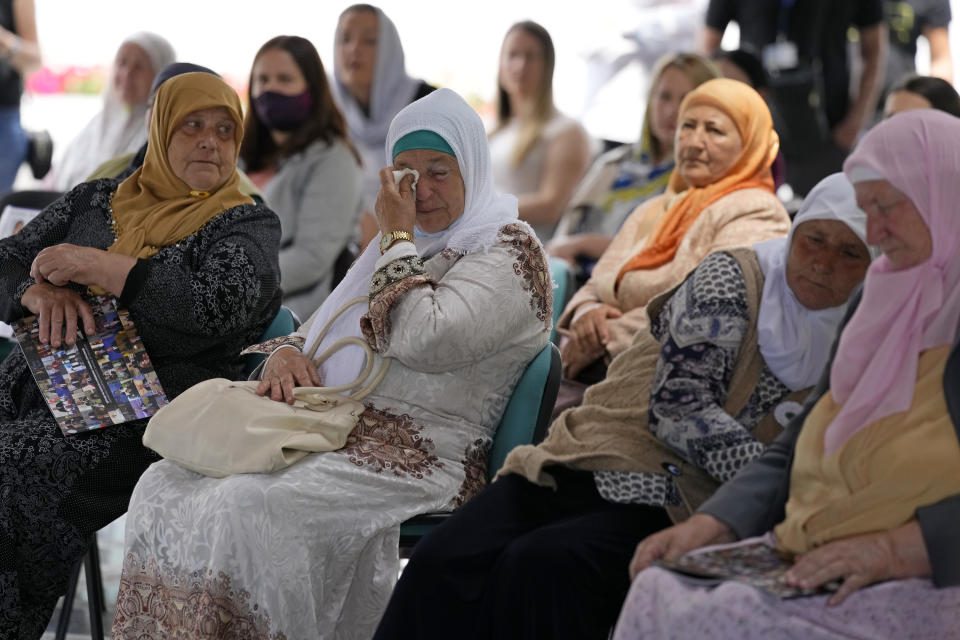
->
(20, 283, 96, 348)
(569, 303, 622, 354)
(374, 167, 416, 237)
(629, 514, 735, 580)
(256, 347, 323, 404)
(30, 243, 135, 296)
(785, 521, 930, 606)
(560, 334, 605, 379)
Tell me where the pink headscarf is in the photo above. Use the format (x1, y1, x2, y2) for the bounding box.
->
(826, 110, 960, 455)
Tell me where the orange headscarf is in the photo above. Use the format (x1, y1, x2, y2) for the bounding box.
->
(108, 72, 253, 259)
(615, 78, 778, 287)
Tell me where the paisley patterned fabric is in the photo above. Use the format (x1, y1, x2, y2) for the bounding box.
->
(0, 178, 281, 639)
(112, 224, 549, 640)
(594, 252, 792, 506)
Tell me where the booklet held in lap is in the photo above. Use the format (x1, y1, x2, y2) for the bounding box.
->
(14, 294, 168, 435)
(655, 538, 840, 599)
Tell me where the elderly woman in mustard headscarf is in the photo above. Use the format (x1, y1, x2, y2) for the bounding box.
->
(0, 72, 281, 639)
(112, 88, 550, 640)
(556, 78, 791, 408)
(616, 109, 960, 640)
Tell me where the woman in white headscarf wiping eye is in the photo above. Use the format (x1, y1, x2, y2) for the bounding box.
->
(51, 31, 175, 191)
(111, 88, 552, 640)
(371, 171, 875, 640)
(331, 3, 437, 248)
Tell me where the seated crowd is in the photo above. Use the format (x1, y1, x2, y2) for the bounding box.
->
(0, 3, 957, 639)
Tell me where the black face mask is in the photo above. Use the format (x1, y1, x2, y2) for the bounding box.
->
(253, 90, 313, 132)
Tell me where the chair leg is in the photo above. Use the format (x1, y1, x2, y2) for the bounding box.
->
(84, 533, 105, 640)
(55, 559, 82, 640)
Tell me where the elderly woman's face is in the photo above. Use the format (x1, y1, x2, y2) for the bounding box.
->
(785, 219, 871, 310)
(393, 149, 466, 234)
(114, 42, 155, 107)
(499, 28, 545, 100)
(336, 9, 378, 97)
(883, 90, 932, 119)
(675, 105, 743, 188)
(166, 106, 237, 192)
(855, 179, 933, 270)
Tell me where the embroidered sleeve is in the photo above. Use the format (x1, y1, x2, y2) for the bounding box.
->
(361, 252, 433, 351)
(648, 252, 770, 484)
(240, 334, 305, 356)
(361, 224, 550, 370)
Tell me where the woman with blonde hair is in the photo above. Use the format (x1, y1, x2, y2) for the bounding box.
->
(549, 53, 719, 278)
(488, 20, 592, 242)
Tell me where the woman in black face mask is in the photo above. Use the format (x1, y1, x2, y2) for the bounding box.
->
(241, 35, 364, 320)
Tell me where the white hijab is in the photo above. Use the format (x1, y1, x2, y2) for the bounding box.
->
(53, 32, 175, 190)
(331, 7, 423, 210)
(304, 88, 523, 388)
(753, 173, 879, 391)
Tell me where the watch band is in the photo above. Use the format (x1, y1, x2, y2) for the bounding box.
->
(380, 230, 414, 254)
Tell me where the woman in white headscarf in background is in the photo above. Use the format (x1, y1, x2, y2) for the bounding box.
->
(112, 88, 551, 640)
(51, 31, 175, 190)
(331, 3, 436, 248)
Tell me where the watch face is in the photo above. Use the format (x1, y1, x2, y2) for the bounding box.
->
(379, 232, 394, 252)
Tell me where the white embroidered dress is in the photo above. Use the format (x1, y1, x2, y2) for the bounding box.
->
(112, 89, 552, 640)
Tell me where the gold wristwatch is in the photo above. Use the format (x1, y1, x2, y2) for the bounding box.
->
(379, 230, 414, 254)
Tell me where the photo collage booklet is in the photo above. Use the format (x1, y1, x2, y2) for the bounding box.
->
(14, 293, 169, 435)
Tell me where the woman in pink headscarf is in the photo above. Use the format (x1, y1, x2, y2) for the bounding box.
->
(611, 109, 960, 640)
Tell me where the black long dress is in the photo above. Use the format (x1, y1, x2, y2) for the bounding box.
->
(0, 178, 281, 638)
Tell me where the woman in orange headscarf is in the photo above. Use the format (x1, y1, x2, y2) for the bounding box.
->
(557, 78, 790, 403)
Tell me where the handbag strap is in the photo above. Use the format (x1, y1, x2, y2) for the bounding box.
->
(302, 295, 392, 400)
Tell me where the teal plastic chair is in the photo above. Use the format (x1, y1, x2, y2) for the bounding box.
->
(242, 305, 298, 377)
(399, 342, 562, 548)
(547, 257, 575, 345)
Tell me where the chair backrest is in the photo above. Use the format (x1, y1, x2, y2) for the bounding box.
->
(487, 342, 562, 479)
(242, 306, 298, 377)
(547, 257, 575, 345)
(0, 189, 63, 212)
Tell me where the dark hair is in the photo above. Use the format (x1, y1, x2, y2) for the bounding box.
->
(889, 74, 960, 118)
(493, 20, 556, 166)
(711, 48, 768, 90)
(240, 35, 359, 171)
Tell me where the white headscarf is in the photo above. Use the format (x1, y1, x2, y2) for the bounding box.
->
(331, 6, 423, 211)
(753, 173, 878, 391)
(53, 32, 175, 190)
(304, 88, 523, 388)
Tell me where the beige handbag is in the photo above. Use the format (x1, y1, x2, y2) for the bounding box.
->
(143, 297, 390, 477)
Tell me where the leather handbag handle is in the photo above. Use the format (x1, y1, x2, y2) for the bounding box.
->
(301, 296, 392, 400)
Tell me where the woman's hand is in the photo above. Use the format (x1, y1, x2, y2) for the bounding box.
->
(629, 514, 736, 580)
(569, 303, 622, 356)
(20, 283, 96, 348)
(560, 334, 605, 379)
(546, 236, 583, 267)
(256, 347, 323, 404)
(374, 168, 416, 237)
(784, 520, 931, 606)
(30, 244, 136, 297)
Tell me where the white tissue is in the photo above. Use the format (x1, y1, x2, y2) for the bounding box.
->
(392, 168, 419, 194)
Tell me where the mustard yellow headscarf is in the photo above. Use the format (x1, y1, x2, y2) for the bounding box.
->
(108, 72, 253, 258)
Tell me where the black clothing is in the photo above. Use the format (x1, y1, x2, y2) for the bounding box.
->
(374, 470, 672, 640)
